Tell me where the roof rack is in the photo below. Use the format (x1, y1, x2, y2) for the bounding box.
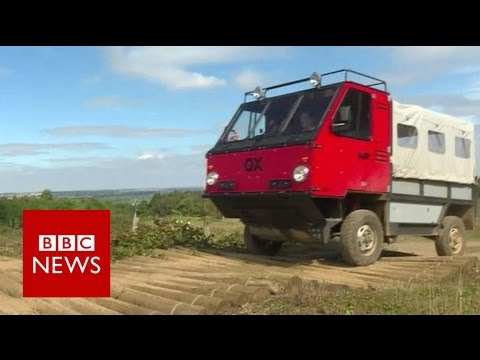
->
(244, 69, 387, 102)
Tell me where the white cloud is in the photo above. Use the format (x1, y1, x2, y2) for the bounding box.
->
(380, 46, 480, 86)
(47, 156, 108, 165)
(84, 96, 140, 108)
(377, 72, 420, 86)
(137, 152, 166, 160)
(453, 65, 480, 75)
(378, 47, 480, 121)
(0, 66, 13, 77)
(0, 143, 109, 157)
(390, 46, 461, 64)
(234, 69, 265, 90)
(465, 74, 480, 100)
(45, 125, 207, 138)
(84, 75, 102, 85)
(105, 46, 291, 90)
(189, 144, 214, 156)
(396, 94, 480, 117)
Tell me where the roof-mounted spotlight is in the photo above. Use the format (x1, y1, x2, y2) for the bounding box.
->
(309, 72, 321, 87)
(252, 86, 264, 100)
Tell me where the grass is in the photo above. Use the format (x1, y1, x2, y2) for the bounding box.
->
(466, 226, 480, 241)
(236, 270, 480, 315)
(0, 227, 22, 257)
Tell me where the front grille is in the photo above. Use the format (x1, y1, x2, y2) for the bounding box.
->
(218, 181, 237, 190)
(269, 179, 292, 189)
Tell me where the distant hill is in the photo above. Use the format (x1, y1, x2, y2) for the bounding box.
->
(0, 187, 204, 201)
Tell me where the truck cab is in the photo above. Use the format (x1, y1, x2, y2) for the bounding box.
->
(203, 70, 475, 266)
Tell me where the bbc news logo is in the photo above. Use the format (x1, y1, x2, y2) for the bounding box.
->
(23, 210, 110, 297)
(34, 235, 100, 274)
(39, 235, 95, 251)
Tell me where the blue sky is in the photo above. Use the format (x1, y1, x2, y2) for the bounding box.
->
(0, 46, 479, 192)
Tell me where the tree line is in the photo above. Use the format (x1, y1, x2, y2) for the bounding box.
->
(0, 189, 221, 229)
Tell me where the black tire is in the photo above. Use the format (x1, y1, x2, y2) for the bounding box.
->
(340, 209, 384, 266)
(435, 216, 466, 256)
(244, 226, 282, 256)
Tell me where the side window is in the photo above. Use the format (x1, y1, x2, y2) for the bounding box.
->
(428, 130, 445, 154)
(455, 137, 471, 158)
(397, 124, 418, 148)
(332, 89, 371, 141)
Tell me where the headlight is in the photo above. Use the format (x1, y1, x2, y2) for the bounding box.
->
(206, 171, 219, 186)
(293, 165, 309, 183)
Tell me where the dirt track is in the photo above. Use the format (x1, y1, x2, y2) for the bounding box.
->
(0, 237, 478, 315)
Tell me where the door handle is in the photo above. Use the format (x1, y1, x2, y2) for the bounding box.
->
(358, 152, 370, 159)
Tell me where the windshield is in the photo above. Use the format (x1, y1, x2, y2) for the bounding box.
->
(219, 86, 338, 145)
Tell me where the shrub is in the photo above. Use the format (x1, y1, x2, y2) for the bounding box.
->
(111, 218, 244, 260)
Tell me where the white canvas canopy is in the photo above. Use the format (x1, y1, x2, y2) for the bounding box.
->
(392, 101, 475, 184)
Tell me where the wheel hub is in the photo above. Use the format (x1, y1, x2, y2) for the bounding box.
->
(357, 225, 377, 256)
(448, 227, 463, 254)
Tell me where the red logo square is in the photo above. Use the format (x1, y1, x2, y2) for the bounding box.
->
(23, 210, 110, 297)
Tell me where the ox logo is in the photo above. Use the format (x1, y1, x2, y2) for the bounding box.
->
(245, 157, 262, 172)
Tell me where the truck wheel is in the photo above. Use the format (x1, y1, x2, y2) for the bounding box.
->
(340, 210, 384, 266)
(244, 226, 282, 256)
(435, 216, 465, 256)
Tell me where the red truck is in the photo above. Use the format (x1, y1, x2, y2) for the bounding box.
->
(203, 70, 476, 266)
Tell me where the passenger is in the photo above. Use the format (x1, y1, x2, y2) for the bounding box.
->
(266, 118, 280, 135)
(228, 129, 240, 141)
(299, 111, 316, 131)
